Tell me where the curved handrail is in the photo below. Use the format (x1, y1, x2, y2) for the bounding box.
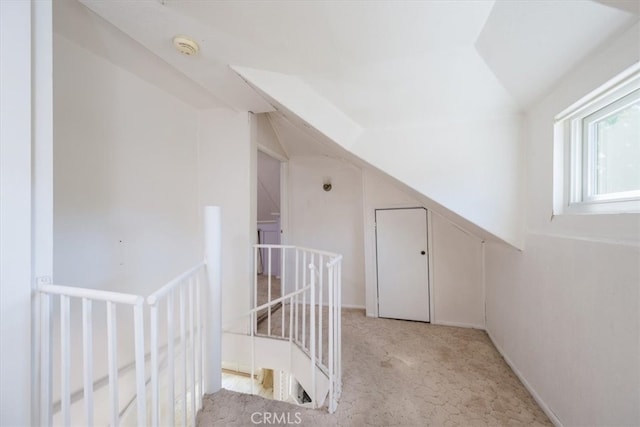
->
(222, 284, 312, 331)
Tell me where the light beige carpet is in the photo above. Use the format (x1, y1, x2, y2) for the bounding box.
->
(199, 309, 551, 426)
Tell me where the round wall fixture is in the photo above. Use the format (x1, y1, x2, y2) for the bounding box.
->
(173, 35, 199, 56)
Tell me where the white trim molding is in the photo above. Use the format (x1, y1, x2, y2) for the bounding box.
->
(486, 329, 564, 427)
(554, 63, 640, 215)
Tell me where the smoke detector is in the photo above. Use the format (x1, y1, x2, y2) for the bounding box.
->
(173, 36, 199, 56)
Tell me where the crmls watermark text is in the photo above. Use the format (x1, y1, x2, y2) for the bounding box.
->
(251, 411, 303, 425)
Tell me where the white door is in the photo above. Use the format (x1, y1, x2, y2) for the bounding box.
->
(376, 208, 430, 322)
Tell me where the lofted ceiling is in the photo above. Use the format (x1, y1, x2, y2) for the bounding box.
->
(53, 0, 222, 109)
(70, 0, 638, 134)
(56, 0, 639, 245)
(476, 0, 636, 109)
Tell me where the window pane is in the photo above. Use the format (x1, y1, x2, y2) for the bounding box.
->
(593, 99, 640, 195)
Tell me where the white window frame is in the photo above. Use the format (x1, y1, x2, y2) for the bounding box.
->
(554, 63, 640, 215)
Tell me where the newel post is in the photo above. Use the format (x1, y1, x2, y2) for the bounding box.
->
(204, 206, 222, 393)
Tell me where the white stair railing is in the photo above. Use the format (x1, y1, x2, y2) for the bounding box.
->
(37, 284, 147, 427)
(249, 244, 343, 413)
(38, 265, 206, 427)
(147, 262, 206, 427)
(36, 206, 221, 427)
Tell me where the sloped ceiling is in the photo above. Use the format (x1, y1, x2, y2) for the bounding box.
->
(163, 0, 512, 127)
(476, 0, 636, 109)
(54, 0, 222, 108)
(74, 0, 275, 112)
(67, 0, 638, 246)
(73, 0, 638, 133)
(74, 0, 638, 135)
(595, 0, 640, 14)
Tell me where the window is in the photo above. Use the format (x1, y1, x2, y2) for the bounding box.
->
(554, 65, 640, 214)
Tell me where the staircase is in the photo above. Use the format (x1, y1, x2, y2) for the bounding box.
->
(223, 245, 343, 413)
(35, 208, 342, 426)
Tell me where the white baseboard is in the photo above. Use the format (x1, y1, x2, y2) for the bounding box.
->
(485, 329, 563, 427)
(432, 320, 485, 330)
(341, 303, 365, 310)
(283, 301, 365, 310)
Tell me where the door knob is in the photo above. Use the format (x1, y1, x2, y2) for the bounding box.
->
(421, 251, 426, 255)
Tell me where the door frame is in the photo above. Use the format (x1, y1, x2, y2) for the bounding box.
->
(372, 206, 435, 322)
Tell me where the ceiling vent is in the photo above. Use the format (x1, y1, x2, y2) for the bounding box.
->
(173, 36, 199, 56)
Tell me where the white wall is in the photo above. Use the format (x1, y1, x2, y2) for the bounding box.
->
(362, 169, 484, 327)
(32, 3, 55, 424)
(430, 214, 484, 329)
(288, 156, 365, 308)
(52, 33, 202, 422)
(0, 2, 34, 425)
(198, 109, 256, 324)
(486, 237, 639, 426)
(485, 23, 640, 427)
(54, 34, 201, 295)
(288, 160, 485, 319)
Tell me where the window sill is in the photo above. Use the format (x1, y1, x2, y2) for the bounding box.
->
(554, 199, 640, 216)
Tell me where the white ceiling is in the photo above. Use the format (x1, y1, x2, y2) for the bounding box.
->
(63, 0, 638, 154)
(268, 112, 351, 159)
(53, 0, 222, 109)
(75, 0, 275, 113)
(302, 46, 516, 128)
(162, 0, 494, 74)
(595, 0, 640, 14)
(53, 0, 639, 246)
(476, 0, 637, 109)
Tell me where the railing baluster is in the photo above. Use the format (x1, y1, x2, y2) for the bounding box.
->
(328, 264, 334, 414)
(250, 311, 255, 395)
(40, 293, 52, 427)
(281, 248, 286, 338)
(33, 290, 41, 427)
(106, 301, 119, 427)
(180, 286, 187, 427)
(289, 295, 294, 345)
(196, 276, 203, 411)
(295, 249, 299, 343)
(337, 261, 342, 398)
(309, 265, 316, 408)
(302, 251, 307, 348)
(82, 298, 93, 427)
(288, 293, 294, 401)
(167, 291, 175, 426)
(253, 246, 258, 316)
(133, 302, 146, 427)
(60, 295, 70, 426)
(150, 303, 159, 427)
(319, 255, 324, 365)
(268, 247, 272, 336)
(189, 278, 196, 425)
